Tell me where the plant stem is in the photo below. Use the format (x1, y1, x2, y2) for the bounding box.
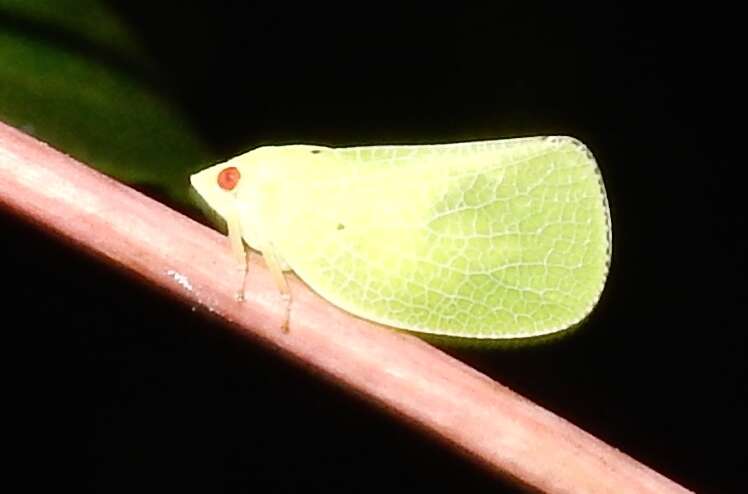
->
(0, 121, 692, 493)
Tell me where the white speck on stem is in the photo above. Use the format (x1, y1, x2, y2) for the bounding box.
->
(167, 269, 193, 292)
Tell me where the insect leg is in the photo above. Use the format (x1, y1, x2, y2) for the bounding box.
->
(226, 210, 248, 301)
(262, 246, 291, 332)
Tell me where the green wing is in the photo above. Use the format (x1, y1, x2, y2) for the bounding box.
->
(267, 137, 611, 338)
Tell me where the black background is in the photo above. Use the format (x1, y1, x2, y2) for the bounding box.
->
(4, 3, 744, 493)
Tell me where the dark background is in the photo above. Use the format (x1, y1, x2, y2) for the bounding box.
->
(4, 3, 743, 493)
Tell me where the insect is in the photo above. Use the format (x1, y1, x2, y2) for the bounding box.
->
(190, 136, 611, 339)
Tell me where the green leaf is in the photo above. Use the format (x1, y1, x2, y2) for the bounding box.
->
(0, 0, 213, 205)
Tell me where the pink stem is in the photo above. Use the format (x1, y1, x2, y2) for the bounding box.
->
(0, 121, 691, 493)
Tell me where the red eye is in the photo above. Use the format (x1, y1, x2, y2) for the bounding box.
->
(217, 166, 241, 191)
